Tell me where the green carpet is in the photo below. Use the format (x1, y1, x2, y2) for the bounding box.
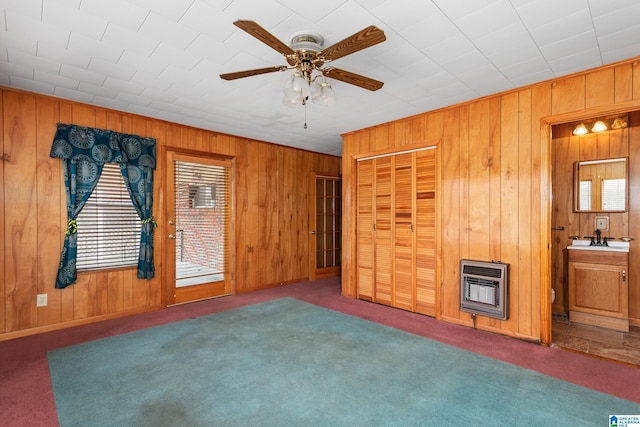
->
(48, 298, 639, 426)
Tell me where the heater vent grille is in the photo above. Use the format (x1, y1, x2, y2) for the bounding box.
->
(460, 259, 509, 320)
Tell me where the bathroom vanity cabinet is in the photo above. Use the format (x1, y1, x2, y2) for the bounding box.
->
(568, 249, 629, 332)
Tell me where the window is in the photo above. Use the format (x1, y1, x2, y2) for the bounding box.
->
(579, 180, 592, 211)
(76, 163, 141, 271)
(602, 178, 625, 210)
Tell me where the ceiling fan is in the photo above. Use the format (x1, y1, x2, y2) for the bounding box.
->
(220, 20, 386, 106)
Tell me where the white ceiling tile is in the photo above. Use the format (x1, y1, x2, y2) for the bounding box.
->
(125, 0, 195, 21)
(592, 5, 640, 36)
(5, 10, 70, 47)
(454, 0, 519, 39)
(2, 0, 43, 19)
(59, 64, 105, 86)
(101, 76, 145, 95)
(515, 0, 589, 29)
(179, 1, 236, 41)
(37, 42, 91, 70)
(88, 57, 135, 81)
(538, 30, 597, 62)
(150, 42, 201, 71)
(529, 8, 593, 46)
(0, 59, 36, 80)
(53, 85, 96, 103)
(79, 0, 149, 31)
(34, 69, 80, 90)
(68, 33, 123, 63)
(92, 96, 130, 111)
(115, 91, 152, 106)
(42, 1, 108, 40)
(500, 55, 552, 82)
(102, 24, 159, 57)
(118, 51, 167, 77)
(421, 33, 477, 64)
(371, 0, 439, 31)
(77, 82, 119, 98)
(139, 12, 199, 50)
(9, 76, 56, 95)
(8, 49, 61, 74)
(317, 2, 381, 42)
(472, 22, 535, 58)
(185, 34, 238, 64)
(0, 28, 38, 55)
(547, 46, 601, 75)
(401, 13, 460, 51)
(275, 0, 347, 22)
(433, 0, 499, 21)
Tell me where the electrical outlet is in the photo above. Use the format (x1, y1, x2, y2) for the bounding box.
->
(36, 293, 48, 307)
(595, 216, 609, 231)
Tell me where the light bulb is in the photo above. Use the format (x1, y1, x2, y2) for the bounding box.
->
(573, 123, 588, 136)
(591, 120, 607, 132)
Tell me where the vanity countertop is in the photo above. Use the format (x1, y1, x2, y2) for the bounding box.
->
(567, 239, 630, 253)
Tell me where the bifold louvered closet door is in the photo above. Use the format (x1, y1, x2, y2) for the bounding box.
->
(356, 147, 437, 316)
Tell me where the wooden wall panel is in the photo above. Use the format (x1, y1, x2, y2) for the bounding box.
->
(35, 98, 62, 327)
(499, 92, 520, 334)
(343, 56, 640, 342)
(4, 91, 38, 332)
(1, 86, 339, 339)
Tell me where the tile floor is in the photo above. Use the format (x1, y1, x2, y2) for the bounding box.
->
(552, 315, 640, 366)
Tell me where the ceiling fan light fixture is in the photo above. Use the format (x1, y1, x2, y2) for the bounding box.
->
(282, 87, 304, 107)
(312, 80, 335, 106)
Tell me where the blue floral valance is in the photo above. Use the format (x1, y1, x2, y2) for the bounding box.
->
(50, 123, 156, 169)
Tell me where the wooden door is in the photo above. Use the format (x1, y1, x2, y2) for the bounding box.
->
(166, 151, 232, 305)
(415, 149, 437, 316)
(393, 153, 414, 311)
(356, 147, 438, 314)
(357, 160, 374, 300)
(309, 174, 342, 280)
(374, 156, 393, 305)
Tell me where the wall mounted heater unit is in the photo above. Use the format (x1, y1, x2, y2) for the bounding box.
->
(460, 259, 509, 320)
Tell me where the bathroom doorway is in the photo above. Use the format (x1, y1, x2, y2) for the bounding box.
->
(549, 114, 639, 366)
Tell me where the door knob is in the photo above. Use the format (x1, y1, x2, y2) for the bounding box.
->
(310, 230, 316, 234)
(168, 234, 175, 240)
(168, 220, 174, 225)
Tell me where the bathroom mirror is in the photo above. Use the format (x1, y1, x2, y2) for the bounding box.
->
(574, 157, 627, 212)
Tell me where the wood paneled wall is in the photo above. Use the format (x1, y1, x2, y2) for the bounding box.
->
(342, 57, 640, 343)
(0, 87, 340, 340)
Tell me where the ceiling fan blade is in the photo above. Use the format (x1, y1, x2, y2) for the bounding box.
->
(220, 66, 287, 81)
(322, 68, 384, 91)
(233, 20, 295, 57)
(320, 26, 386, 62)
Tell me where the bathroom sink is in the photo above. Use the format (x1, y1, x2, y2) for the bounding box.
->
(567, 239, 630, 253)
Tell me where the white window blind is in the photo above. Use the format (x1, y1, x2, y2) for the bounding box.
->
(602, 178, 625, 210)
(174, 160, 230, 279)
(76, 162, 141, 271)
